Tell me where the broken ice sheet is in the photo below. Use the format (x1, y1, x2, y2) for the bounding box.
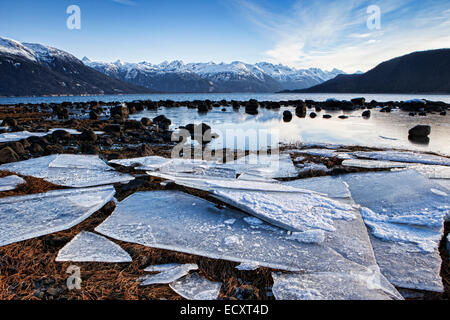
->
(139, 264, 198, 286)
(272, 270, 402, 300)
(296, 149, 353, 160)
(343, 170, 449, 292)
(144, 263, 184, 272)
(236, 262, 260, 271)
(95, 191, 380, 274)
(169, 273, 222, 300)
(342, 159, 409, 169)
(212, 188, 355, 232)
(296, 163, 330, 174)
(0, 155, 134, 188)
(0, 175, 26, 192)
(351, 150, 450, 166)
(221, 153, 298, 179)
(56, 231, 132, 263)
(283, 176, 351, 199)
(0, 186, 115, 247)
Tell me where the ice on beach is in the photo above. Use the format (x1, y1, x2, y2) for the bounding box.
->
(144, 263, 184, 273)
(289, 230, 326, 244)
(0, 175, 25, 192)
(95, 191, 379, 274)
(0, 155, 134, 188)
(221, 153, 298, 179)
(295, 149, 353, 160)
(351, 151, 450, 166)
(236, 262, 260, 271)
(148, 172, 312, 194)
(169, 273, 222, 300)
(272, 269, 403, 301)
(342, 159, 409, 169)
(296, 163, 330, 174)
(343, 170, 449, 292)
(283, 176, 351, 199)
(139, 264, 198, 286)
(55, 231, 132, 263)
(0, 128, 103, 143)
(0, 186, 115, 247)
(237, 173, 278, 183)
(110, 153, 297, 179)
(212, 188, 355, 232)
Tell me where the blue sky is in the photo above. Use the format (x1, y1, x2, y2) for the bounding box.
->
(1, 0, 449, 72)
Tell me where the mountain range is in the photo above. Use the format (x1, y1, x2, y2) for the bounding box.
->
(286, 49, 450, 94)
(83, 58, 344, 93)
(0, 37, 154, 97)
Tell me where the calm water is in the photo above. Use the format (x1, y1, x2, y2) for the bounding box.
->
(2, 93, 450, 105)
(1, 93, 449, 155)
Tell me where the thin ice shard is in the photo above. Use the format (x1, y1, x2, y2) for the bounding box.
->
(343, 170, 449, 292)
(56, 231, 132, 263)
(283, 176, 351, 199)
(351, 151, 450, 166)
(139, 264, 198, 286)
(95, 191, 380, 274)
(144, 263, 184, 273)
(0, 175, 26, 192)
(272, 269, 403, 300)
(169, 273, 222, 300)
(0, 155, 134, 188)
(295, 149, 353, 160)
(0, 186, 115, 247)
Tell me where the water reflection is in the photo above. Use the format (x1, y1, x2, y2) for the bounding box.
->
(130, 106, 450, 156)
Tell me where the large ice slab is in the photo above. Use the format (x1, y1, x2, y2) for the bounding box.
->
(0, 186, 115, 247)
(95, 191, 381, 274)
(139, 264, 198, 286)
(0, 155, 134, 188)
(111, 153, 298, 179)
(169, 273, 222, 300)
(272, 270, 402, 300)
(343, 170, 449, 292)
(351, 151, 450, 166)
(212, 189, 355, 232)
(0, 175, 26, 192)
(56, 231, 132, 263)
(283, 176, 351, 199)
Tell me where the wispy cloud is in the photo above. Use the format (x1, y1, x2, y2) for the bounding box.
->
(231, 0, 450, 72)
(112, 0, 137, 6)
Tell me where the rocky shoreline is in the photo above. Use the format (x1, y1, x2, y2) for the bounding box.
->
(0, 98, 449, 301)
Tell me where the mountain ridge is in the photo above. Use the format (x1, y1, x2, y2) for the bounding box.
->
(0, 37, 155, 97)
(284, 49, 450, 94)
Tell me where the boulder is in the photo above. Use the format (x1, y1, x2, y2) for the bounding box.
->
(283, 111, 293, 122)
(80, 129, 98, 143)
(362, 110, 371, 118)
(409, 125, 431, 137)
(0, 147, 19, 164)
(110, 104, 130, 120)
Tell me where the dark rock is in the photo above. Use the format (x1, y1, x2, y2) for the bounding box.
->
(141, 117, 152, 126)
(81, 144, 99, 155)
(124, 120, 145, 130)
(2, 118, 17, 127)
(362, 110, 371, 118)
(29, 143, 44, 154)
(80, 129, 97, 143)
(45, 144, 65, 155)
(310, 112, 317, 119)
(409, 125, 431, 137)
(9, 142, 25, 155)
(0, 147, 19, 164)
(51, 130, 71, 141)
(338, 115, 348, 119)
(351, 97, 366, 105)
(110, 105, 130, 120)
(295, 105, 307, 118)
(153, 115, 171, 126)
(440, 111, 447, 116)
(315, 106, 322, 112)
(89, 109, 101, 120)
(323, 114, 332, 119)
(138, 144, 153, 157)
(283, 111, 293, 122)
(104, 124, 122, 134)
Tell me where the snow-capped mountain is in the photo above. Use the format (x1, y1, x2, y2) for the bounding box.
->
(84, 58, 345, 93)
(0, 37, 153, 96)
